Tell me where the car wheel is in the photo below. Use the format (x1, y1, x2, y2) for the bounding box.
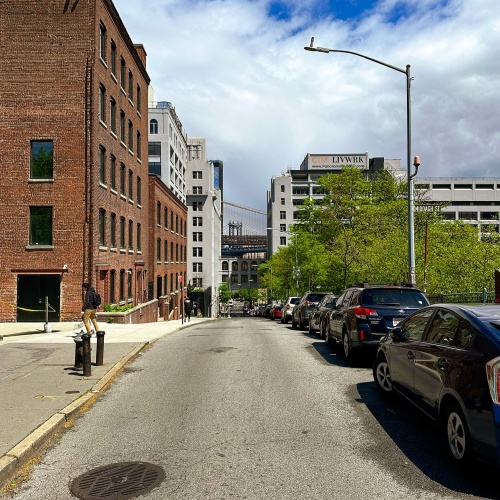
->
(373, 355, 393, 394)
(325, 326, 330, 345)
(444, 403, 472, 466)
(291, 316, 297, 329)
(284, 316, 288, 324)
(308, 318, 316, 334)
(342, 331, 354, 362)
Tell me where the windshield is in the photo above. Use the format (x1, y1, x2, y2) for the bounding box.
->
(362, 289, 428, 307)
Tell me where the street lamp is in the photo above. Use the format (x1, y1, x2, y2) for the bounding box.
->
(304, 37, 418, 285)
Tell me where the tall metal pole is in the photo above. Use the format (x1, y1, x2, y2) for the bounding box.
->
(406, 65, 416, 285)
(305, 41, 416, 285)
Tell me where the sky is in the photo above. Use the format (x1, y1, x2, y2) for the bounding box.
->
(114, 0, 500, 212)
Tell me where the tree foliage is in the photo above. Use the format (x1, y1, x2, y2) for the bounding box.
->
(264, 166, 500, 301)
(218, 284, 232, 304)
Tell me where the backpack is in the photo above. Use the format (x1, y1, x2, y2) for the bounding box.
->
(92, 291, 102, 309)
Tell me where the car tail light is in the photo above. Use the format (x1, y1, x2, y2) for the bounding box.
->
(353, 306, 378, 319)
(486, 356, 500, 405)
(359, 329, 365, 341)
(307, 301, 314, 306)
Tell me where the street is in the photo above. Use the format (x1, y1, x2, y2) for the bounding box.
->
(6, 316, 499, 499)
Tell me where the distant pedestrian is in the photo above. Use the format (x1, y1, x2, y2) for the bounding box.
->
(184, 298, 192, 322)
(193, 301, 198, 317)
(82, 282, 99, 335)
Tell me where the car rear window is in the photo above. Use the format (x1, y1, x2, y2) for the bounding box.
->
(290, 297, 300, 304)
(308, 293, 326, 302)
(362, 289, 428, 307)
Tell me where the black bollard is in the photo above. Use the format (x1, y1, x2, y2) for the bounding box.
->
(73, 335, 84, 370)
(96, 331, 105, 366)
(82, 333, 92, 377)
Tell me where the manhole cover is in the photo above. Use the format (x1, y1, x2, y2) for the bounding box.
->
(70, 462, 165, 499)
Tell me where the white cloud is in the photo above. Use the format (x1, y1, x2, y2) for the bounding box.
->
(115, 0, 500, 210)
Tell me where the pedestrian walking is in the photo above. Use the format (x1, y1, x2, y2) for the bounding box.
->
(184, 298, 193, 322)
(193, 301, 198, 317)
(82, 282, 100, 335)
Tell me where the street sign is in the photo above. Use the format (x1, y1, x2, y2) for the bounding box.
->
(178, 275, 183, 282)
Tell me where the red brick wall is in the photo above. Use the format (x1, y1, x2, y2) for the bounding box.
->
(0, 0, 150, 321)
(148, 176, 188, 315)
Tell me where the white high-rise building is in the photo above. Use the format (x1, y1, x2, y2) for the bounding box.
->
(148, 89, 188, 204)
(186, 138, 223, 316)
(267, 153, 403, 255)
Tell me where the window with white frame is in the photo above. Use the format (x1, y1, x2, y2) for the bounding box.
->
(99, 22, 107, 63)
(110, 98, 116, 134)
(110, 41, 116, 76)
(150, 119, 158, 134)
(99, 146, 106, 185)
(99, 84, 106, 123)
(120, 57, 126, 91)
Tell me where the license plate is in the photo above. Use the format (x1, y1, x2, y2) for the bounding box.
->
(393, 318, 403, 327)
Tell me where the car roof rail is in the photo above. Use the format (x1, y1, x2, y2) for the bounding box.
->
(350, 281, 417, 289)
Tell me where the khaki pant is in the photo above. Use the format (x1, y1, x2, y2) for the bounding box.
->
(83, 309, 99, 334)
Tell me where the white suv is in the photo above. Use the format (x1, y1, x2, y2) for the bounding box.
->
(281, 296, 300, 324)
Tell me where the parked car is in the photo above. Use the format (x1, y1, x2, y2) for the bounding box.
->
(326, 283, 429, 361)
(281, 296, 301, 324)
(308, 294, 337, 337)
(264, 303, 273, 318)
(292, 292, 330, 330)
(270, 304, 282, 320)
(373, 303, 500, 466)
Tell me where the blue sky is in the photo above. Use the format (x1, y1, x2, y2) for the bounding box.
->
(269, 0, 379, 21)
(115, 0, 500, 211)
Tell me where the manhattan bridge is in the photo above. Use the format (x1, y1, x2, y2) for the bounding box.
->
(222, 201, 267, 258)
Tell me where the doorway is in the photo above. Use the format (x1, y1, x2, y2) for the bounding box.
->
(17, 274, 61, 322)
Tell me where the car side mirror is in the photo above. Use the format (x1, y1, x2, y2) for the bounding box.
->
(390, 327, 403, 342)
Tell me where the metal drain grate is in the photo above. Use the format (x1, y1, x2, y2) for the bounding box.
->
(70, 462, 165, 499)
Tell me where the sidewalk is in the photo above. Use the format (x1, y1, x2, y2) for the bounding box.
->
(0, 316, 214, 492)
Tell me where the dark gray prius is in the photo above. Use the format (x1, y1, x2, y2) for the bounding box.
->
(374, 304, 500, 467)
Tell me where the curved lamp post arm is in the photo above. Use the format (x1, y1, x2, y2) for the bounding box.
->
(305, 45, 407, 75)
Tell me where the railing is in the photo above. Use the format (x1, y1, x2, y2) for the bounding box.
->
(428, 289, 497, 304)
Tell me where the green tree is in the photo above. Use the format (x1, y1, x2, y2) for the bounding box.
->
(269, 166, 500, 298)
(218, 284, 232, 304)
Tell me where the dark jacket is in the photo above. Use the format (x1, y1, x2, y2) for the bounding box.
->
(83, 286, 96, 310)
(184, 299, 192, 313)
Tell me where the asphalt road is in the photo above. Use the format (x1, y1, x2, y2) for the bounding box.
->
(6, 316, 499, 499)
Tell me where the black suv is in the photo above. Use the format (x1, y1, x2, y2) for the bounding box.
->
(292, 292, 330, 330)
(325, 283, 429, 361)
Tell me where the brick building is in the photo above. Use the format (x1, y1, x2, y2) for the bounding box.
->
(148, 175, 188, 319)
(0, 0, 152, 322)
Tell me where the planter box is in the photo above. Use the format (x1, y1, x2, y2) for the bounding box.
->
(97, 299, 158, 324)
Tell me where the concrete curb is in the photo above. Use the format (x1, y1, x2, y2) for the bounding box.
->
(0, 341, 150, 492)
